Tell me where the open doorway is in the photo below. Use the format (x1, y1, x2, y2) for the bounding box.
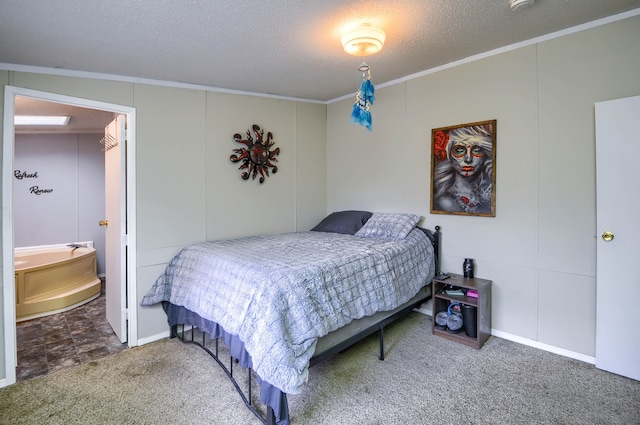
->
(2, 86, 137, 386)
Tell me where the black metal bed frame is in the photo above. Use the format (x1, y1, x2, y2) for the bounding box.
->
(169, 225, 441, 425)
(170, 324, 271, 424)
(170, 293, 430, 425)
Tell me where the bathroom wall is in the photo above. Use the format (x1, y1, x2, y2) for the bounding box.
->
(13, 133, 106, 274)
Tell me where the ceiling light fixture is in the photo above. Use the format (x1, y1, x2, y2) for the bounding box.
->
(509, 0, 535, 12)
(342, 24, 386, 56)
(14, 115, 71, 126)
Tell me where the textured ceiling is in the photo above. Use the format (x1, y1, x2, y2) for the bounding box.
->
(2, 0, 639, 104)
(0, 0, 640, 101)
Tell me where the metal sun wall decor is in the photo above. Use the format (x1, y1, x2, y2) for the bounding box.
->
(230, 124, 280, 184)
(350, 62, 375, 131)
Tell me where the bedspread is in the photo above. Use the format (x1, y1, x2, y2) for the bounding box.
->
(141, 228, 434, 394)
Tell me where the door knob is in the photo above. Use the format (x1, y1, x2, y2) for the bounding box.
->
(602, 231, 614, 242)
(99, 220, 108, 227)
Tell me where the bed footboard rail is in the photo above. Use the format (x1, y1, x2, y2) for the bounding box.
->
(170, 324, 277, 425)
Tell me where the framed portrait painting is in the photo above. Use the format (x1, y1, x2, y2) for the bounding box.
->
(430, 119, 496, 217)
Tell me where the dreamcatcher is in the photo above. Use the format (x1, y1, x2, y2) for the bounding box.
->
(350, 62, 376, 131)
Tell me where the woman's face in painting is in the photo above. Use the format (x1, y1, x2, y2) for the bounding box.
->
(449, 136, 488, 178)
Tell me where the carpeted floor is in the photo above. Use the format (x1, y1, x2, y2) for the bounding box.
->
(1, 312, 638, 425)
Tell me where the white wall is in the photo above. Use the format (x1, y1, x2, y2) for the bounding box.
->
(13, 133, 106, 273)
(0, 74, 327, 376)
(326, 15, 640, 357)
(1, 12, 638, 383)
(14, 134, 79, 246)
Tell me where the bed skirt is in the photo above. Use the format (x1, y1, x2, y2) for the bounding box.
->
(162, 282, 432, 425)
(163, 302, 289, 424)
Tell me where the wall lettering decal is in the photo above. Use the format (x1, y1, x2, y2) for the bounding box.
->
(29, 186, 53, 195)
(14, 170, 39, 179)
(14, 170, 53, 195)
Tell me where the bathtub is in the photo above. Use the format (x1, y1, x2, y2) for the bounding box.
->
(15, 243, 102, 322)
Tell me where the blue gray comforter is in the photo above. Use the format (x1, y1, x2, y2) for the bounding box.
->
(141, 228, 434, 394)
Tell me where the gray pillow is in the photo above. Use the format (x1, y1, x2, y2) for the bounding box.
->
(354, 212, 421, 241)
(311, 210, 373, 235)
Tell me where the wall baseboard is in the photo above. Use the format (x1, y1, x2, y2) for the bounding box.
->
(137, 330, 171, 346)
(414, 308, 596, 365)
(490, 329, 595, 364)
(137, 324, 196, 346)
(141, 311, 596, 366)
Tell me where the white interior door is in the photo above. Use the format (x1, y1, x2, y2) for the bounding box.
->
(595, 95, 640, 381)
(104, 115, 127, 343)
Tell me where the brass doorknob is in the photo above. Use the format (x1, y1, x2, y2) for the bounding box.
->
(99, 220, 108, 227)
(602, 231, 614, 242)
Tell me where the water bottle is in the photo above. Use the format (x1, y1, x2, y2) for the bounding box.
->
(463, 258, 474, 278)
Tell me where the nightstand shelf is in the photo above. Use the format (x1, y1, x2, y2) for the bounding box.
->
(432, 273, 491, 349)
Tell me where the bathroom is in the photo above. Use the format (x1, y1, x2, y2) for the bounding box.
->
(13, 96, 125, 380)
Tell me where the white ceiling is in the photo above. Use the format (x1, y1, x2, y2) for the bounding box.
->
(13, 97, 117, 134)
(2, 1, 639, 104)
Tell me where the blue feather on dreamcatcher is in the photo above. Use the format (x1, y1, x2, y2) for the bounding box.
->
(350, 62, 375, 131)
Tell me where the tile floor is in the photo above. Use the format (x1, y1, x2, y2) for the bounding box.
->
(15, 292, 127, 381)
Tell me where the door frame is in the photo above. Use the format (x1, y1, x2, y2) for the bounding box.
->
(2, 86, 137, 386)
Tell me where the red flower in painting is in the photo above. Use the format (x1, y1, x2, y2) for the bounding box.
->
(433, 130, 449, 161)
(461, 196, 470, 204)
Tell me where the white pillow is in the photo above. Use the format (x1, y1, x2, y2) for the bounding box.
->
(354, 213, 420, 241)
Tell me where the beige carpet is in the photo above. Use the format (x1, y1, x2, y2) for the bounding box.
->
(1, 312, 639, 424)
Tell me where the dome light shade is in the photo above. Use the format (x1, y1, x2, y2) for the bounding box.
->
(509, 0, 535, 11)
(342, 25, 386, 56)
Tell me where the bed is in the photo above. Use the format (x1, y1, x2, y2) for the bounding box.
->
(141, 211, 440, 425)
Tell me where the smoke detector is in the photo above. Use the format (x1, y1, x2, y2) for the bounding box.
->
(509, 0, 535, 11)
